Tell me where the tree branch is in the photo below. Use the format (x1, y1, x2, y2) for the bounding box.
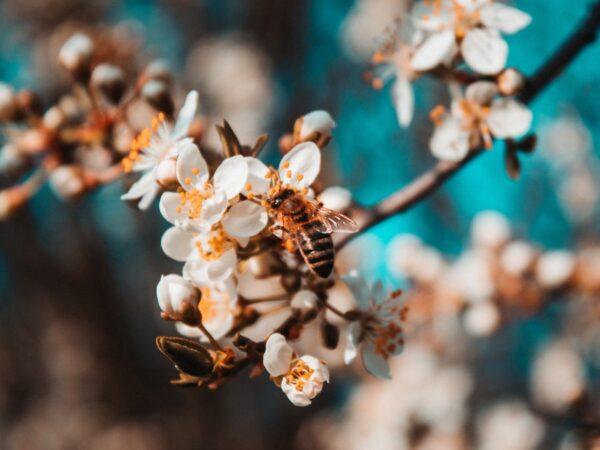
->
(337, 0, 600, 251)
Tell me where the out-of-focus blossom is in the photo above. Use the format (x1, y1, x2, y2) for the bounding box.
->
(476, 400, 545, 450)
(121, 90, 198, 210)
(470, 210, 511, 250)
(500, 240, 537, 276)
(410, 0, 531, 75)
(463, 300, 501, 336)
(263, 333, 329, 407)
(430, 82, 532, 161)
(535, 250, 576, 289)
(318, 186, 352, 212)
(0, 83, 17, 121)
(290, 290, 320, 313)
(531, 339, 585, 413)
(58, 32, 94, 77)
(344, 273, 407, 378)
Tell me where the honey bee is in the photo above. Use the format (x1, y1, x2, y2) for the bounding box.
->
(270, 189, 358, 278)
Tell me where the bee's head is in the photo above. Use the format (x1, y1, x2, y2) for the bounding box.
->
(270, 189, 294, 209)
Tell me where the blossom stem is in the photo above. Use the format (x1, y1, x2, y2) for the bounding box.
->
(240, 294, 289, 304)
(196, 321, 226, 352)
(336, 0, 600, 251)
(324, 301, 350, 320)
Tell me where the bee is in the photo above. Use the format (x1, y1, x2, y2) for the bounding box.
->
(270, 189, 358, 278)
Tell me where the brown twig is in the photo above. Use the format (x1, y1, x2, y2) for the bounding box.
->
(337, 0, 600, 251)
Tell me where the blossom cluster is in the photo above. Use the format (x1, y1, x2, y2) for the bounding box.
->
(370, 0, 533, 163)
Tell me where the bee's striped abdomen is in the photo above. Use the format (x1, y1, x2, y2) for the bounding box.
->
(296, 220, 334, 278)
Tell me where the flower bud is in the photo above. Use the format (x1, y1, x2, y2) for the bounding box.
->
(48, 165, 86, 200)
(91, 63, 126, 104)
(43, 106, 66, 131)
(0, 186, 28, 220)
(156, 274, 200, 317)
(156, 158, 178, 188)
(155, 336, 213, 378)
(471, 211, 510, 250)
(144, 59, 172, 85)
(141, 80, 174, 116)
(294, 110, 336, 148)
(497, 68, 525, 96)
(280, 272, 301, 293)
(58, 33, 94, 81)
(0, 143, 28, 176)
(0, 83, 17, 122)
(500, 241, 537, 276)
(463, 301, 501, 337)
(290, 290, 319, 312)
(536, 251, 575, 289)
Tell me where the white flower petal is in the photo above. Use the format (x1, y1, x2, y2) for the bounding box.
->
(344, 322, 361, 364)
(161, 227, 194, 262)
(465, 81, 498, 105)
(199, 190, 228, 225)
(171, 90, 198, 140)
(137, 183, 161, 210)
(430, 118, 471, 161)
(300, 110, 336, 140)
(222, 200, 268, 238)
(263, 333, 294, 377)
(156, 274, 197, 314)
(244, 157, 271, 196)
(410, 30, 456, 72)
(393, 76, 414, 128)
(159, 192, 182, 226)
(206, 249, 237, 282)
(176, 142, 209, 190)
(461, 28, 508, 75)
(121, 170, 157, 201)
(342, 272, 371, 309)
(279, 142, 321, 189)
(213, 155, 248, 199)
(362, 341, 392, 379)
(487, 99, 532, 139)
(480, 3, 531, 35)
(317, 186, 352, 211)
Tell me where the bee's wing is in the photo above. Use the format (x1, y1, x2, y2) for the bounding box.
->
(306, 199, 359, 234)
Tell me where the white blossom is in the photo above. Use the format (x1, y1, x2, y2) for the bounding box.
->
(121, 90, 198, 210)
(343, 273, 407, 379)
(410, 0, 531, 75)
(156, 274, 199, 315)
(535, 250, 575, 289)
(296, 110, 336, 143)
(263, 333, 330, 406)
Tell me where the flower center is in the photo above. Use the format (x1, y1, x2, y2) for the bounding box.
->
(199, 287, 218, 321)
(122, 112, 166, 173)
(194, 227, 231, 261)
(177, 180, 212, 220)
(285, 359, 315, 392)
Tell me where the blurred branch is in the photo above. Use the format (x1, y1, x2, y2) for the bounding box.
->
(337, 0, 600, 250)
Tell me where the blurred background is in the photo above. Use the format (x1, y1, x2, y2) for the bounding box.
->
(0, 0, 599, 448)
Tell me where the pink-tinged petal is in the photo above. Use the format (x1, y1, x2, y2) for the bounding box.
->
(213, 155, 248, 199)
(279, 142, 321, 189)
(222, 200, 268, 238)
(480, 3, 531, 35)
(171, 90, 198, 140)
(199, 190, 228, 225)
(410, 30, 456, 72)
(393, 76, 414, 128)
(465, 81, 498, 105)
(430, 118, 471, 161)
(176, 142, 209, 191)
(362, 341, 392, 379)
(342, 272, 371, 309)
(461, 28, 508, 75)
(161, 227, 194, 262)
(344, 322, 361, 364)
(244, 157, 271, 196)
(487, 99, 533, 139)
(263, 333, 294, 377)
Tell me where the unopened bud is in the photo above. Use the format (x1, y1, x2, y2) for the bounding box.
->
(536, 251, 575, 289)
(0, 186, 28, 220)
(247, 251, 283, 278)
(144, 59, 172, 85)
(58, 33, 94, 81)
(0, 143, 28, 175)
(320, 320, 340, 349)
(43, 106, 66, 130)
(155, 158, 178, 188)
(91, 63, 126, 104)
(156, 336, 214, 378)
(294, 110, 336, 147)
(141, 80, 174, 116)
(290, 289, 319, 312)
(0, 83, 17, 122)
(157, 274, 200, 318)
(497, 68, 525, 96)
(48, 165, 86, 200)
(463, 301, 501, 337)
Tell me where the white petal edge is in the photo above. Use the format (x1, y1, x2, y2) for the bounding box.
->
(410, 30, 456, 72)
(279, 142, 321, 189)
(213, 155, 248, 199)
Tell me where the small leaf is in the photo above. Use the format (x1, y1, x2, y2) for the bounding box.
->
(156, 336, 214, 378)
(505, 148, 521, 180)
(250, 133, 269, 157)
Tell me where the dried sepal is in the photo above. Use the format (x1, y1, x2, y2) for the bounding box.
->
(504, 147, 521, 180)
(250, 133, 269, 157)
(156, 336, 214, 379)
(320, 320, 340, 349)
(216, 120, 243, 158)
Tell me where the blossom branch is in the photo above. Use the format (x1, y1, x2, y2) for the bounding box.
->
(337, 0, 600, 251)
